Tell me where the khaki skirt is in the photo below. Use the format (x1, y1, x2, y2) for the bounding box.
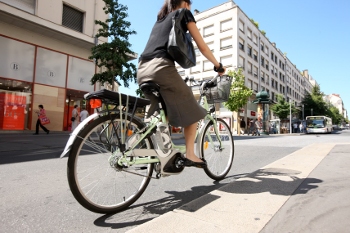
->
(137, 57, 206, 127)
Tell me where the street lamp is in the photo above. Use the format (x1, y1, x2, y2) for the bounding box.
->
(302, 104, 304, 120)
(289, 99, 292, 134)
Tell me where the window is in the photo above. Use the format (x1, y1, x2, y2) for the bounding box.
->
(253, 82, 258, 92)
(203, 60, 212, 71)
(178, 70, 185, 76)
(62, 4, 84, 32)
(247, 45, 252, 57)
(239, 38, 244, 51)
(261, 71, 265, 82)
(253, 66, 258, 77)
(261, 56, 265, 66)
(248, 79, 253, 89)
(220, 37, 232, 50)
(271, 65, 274, 74)
(253, 50, 258, 61)
(247, 28, 252, 39)
(253, 34, 257, 44)
(239, 20, 244, 32)
(239, 56, 245, 69)
(266, 74, 269, 85)
(271, 52, 274, 60)
(261, 42, 264, 51)
(194, 48, 200, 56)
(2, 0, 36, 14)
(265, 46, 269, 55)
(271, 79, 275, 88)
(247, 62, 253, 74)
(207, 42, 214, 52)
(221, 19, 232, 32)
(220, 55, 232, 67)
(266, 60, 269, 70)
(203, 25, 214, 37)
(190, 62, 200, 73)
(274, 55, 277, 64)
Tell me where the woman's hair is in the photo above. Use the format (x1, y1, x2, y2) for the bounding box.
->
(38, 104, 44, 109)
(74, 105, 78, 108)
(157, 0, 192, 21)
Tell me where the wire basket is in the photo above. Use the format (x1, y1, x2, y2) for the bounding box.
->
(204, 75, 232, 104)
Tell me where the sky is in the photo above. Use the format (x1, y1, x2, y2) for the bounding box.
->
(118, 0, 350, 114)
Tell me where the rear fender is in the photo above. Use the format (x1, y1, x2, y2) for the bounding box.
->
(60, 112, 99, 158)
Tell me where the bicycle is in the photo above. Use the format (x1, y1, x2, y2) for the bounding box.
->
(60, 74, 234, 214)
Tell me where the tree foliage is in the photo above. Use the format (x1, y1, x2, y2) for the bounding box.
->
(270, 94, 298, 119)
(224, 69, 253, 112)
(301, 85, 328, 116)
(89, 0, 137, 87)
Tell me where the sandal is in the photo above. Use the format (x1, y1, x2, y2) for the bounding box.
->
(184, 158, 207, 168)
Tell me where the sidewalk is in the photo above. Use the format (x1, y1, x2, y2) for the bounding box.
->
(128, 143, 350, 233)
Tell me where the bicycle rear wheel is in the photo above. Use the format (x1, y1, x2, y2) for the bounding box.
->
(67, 113, 154, 214)
(199, 118, 234, 180)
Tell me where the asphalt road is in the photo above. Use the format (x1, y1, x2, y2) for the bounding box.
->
(1, 130, 349, 232)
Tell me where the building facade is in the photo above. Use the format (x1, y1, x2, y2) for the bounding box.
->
(177, 1, 314, 132)
(0, 0, 109, 131)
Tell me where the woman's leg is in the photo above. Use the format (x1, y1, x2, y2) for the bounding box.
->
(184, 122, 203, 163)
(39, 120, 49, 133)
(35, 119, 40, 134)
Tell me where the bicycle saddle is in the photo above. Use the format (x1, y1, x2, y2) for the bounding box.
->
(140, 82, 166, 118)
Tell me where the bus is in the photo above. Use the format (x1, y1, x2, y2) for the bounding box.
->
(305, 116, 332, 134)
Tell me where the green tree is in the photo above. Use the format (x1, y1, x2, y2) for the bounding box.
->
(270, 94, 298, 119)
(224, 69, 253, 112)
(301, 85, 328, 116)
(326, 103, 344, 125)
(89, 0, 137, 88)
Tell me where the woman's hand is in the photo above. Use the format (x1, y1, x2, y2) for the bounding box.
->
(214, 63, 226, 76)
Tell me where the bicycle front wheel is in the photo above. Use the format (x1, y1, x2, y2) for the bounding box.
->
(200, 118, 234, 180)
(67, 113, 154, 214)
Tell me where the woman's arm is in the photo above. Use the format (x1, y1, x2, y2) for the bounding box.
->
(187, 22, 225, 75)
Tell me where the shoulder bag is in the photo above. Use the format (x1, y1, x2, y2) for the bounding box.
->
(167, 9, 196, 69)
(39, 115, 50, 125)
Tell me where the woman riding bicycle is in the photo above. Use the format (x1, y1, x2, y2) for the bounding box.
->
(137, 0, 225, 168)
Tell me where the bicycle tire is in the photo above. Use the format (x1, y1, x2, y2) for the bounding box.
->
(67, 113, 154, 214)
(199, 118, 234, 180)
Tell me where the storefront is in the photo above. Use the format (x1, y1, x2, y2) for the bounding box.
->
(0, 35, 96, 131)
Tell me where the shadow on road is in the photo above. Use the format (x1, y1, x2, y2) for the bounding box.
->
(219, 168, 322, 196)
(92, 177, 234, 231)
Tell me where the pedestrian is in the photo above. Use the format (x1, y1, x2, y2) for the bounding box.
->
(33, 104, 50, 135)
(80, 107, 89, 122)
(293, 122, 298, 133)
(299, 122, 303, 133)
(248, 119, 256, 136)
(137, 0, 225, 168)
(255, 118, 262, 136)
(71, 105, 79, 131)
(240, 118, 246, 135)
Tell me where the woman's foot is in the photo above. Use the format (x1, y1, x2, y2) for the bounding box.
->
(184, 158, 207, 168)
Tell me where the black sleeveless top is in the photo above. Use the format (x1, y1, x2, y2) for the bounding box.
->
(139, 9, 196, 62)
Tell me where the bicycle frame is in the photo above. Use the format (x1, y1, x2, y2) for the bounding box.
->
(117, 94, 224, 170)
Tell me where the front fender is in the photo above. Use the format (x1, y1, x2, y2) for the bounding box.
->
(60, 112, 99, 158)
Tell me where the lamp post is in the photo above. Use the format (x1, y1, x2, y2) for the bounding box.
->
(289, 99, 292, 134)
(302, 104, 304, 120)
